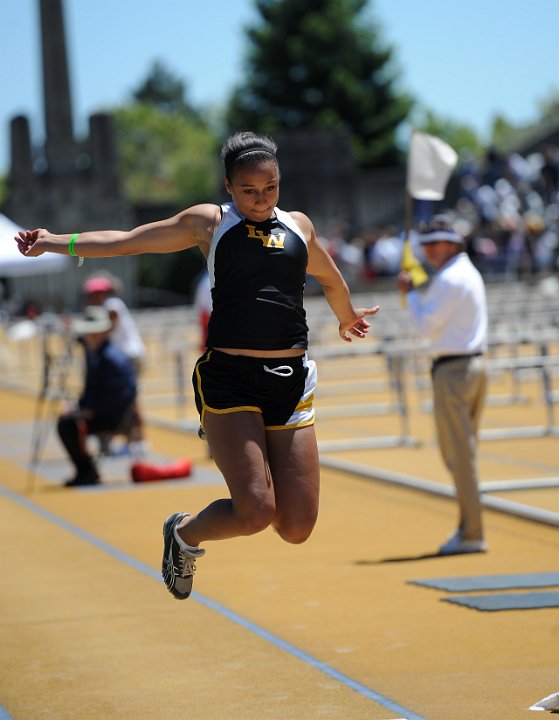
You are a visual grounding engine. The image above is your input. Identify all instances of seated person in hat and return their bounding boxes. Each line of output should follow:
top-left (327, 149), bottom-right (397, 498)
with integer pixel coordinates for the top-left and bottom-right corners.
top-left (82, 272), bottom-right (147, 451)
top-left (57, 305), bottom-right (137, 487)
top-left (82, 273), bottom-right (145, 374)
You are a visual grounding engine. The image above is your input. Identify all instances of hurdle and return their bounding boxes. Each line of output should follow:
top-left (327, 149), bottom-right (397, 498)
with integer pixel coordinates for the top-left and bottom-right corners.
top-left (480, 349), bottom-right (559, 440)
top-left (319, 454), bottom-right (559, 528)
top-left (315, 339), bottom-right (425, 451)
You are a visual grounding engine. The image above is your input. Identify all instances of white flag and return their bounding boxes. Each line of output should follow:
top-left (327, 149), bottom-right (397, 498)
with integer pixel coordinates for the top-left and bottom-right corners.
top-left (407, 130), bottom-right (458, 201)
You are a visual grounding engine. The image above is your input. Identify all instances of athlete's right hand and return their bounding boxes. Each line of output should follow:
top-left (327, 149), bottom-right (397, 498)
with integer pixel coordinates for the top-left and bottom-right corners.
top-left (15, 229), bottom-right (48, 257)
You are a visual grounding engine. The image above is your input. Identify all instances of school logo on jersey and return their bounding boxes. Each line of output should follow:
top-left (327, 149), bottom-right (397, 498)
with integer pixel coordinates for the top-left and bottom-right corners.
top-left (246, 224), bottom-right (286, 249)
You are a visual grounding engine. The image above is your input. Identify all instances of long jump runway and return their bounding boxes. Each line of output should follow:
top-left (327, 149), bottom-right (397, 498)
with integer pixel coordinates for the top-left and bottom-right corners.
top-left (1, 378), bottom-right (558, 720)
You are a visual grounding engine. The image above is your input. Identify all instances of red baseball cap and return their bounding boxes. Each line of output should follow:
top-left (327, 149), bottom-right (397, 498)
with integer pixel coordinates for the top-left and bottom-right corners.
top-left (83, 277), bottom-right (113, 294)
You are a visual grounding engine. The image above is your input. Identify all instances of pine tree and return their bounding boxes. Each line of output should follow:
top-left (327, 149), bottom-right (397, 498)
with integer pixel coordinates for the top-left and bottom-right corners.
top-left (225, 0), bottom-right (412, 167)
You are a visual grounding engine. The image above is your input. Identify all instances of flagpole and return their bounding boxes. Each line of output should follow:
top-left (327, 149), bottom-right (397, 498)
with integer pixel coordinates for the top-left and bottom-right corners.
top-left (405, 128), bottom-right (415, 242)
top-left (405, 191), bottom-right (413, 243)
top-left (401, 137), bottom-right (427, 306)
top-left (400, 192), bottom-right (413, 307)
top-left (401, 132), bottom-right (414, 307)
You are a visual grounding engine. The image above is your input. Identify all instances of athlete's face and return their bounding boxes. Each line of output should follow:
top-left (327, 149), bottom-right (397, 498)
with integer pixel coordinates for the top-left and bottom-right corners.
top-left (224, 161), bottom-right (280, 222)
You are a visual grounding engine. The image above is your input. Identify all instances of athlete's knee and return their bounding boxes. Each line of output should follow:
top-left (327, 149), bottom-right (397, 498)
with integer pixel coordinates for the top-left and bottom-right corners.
top-left (234, 498), bottom-right (276, 536)
top-left (274, 512), bottom-right (318, 544)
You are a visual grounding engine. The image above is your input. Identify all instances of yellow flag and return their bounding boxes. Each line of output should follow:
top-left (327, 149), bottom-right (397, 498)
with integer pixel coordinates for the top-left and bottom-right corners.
top-left (400, 238), bottom-right (428, 306)
top-left (401, 238), bottom-right (428, 286)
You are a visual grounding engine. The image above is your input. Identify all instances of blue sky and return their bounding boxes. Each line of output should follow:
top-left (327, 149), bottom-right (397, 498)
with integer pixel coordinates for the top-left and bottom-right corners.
top-left (1, 0), bottom-right (559, 174)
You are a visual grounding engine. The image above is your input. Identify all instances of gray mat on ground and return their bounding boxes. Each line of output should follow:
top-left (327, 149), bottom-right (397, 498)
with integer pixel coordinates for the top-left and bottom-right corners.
top-left (0, 420), bottom-right (223, 487)
top-left (409, 572), bottom-right (559, 592)
top-left (442, 591), bottom-right (559, 611)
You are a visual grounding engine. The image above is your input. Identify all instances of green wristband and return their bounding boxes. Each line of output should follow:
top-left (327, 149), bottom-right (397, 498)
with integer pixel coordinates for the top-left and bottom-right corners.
top-left (68, 233), bottom-right (79, 257)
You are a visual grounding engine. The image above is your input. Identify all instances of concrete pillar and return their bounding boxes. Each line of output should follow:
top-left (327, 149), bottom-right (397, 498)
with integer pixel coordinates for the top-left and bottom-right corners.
top-left (39, 0), bottom-right (77, 172)
top-left (9, 115), bottom-right (34, 181)
top-left (88, 112), bottom-right (120, 196)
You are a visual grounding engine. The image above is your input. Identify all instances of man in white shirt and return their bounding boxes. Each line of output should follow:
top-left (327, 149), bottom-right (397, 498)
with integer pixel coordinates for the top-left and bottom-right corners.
top-left (397, 214), bottom-right (488, 555)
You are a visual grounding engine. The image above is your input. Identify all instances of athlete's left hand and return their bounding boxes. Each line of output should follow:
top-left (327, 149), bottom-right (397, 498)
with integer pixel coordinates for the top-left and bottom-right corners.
top-left (339, 306), bottom-right (380, 342)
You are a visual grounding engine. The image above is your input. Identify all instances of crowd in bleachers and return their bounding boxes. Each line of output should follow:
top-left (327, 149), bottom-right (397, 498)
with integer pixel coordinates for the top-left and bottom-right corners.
top-left (323, 144), bottom-right (559, 286)
top-left (451, 144), bottom-right (559, 278)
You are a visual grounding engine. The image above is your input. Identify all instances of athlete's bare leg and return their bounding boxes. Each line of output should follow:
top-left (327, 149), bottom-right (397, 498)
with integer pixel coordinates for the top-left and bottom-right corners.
top-left (176, 412), bottom-right (319, 547)
top-left (265, 424), bottom-right (320, 543)
top-left (176, 410), bottom-right (274, 545)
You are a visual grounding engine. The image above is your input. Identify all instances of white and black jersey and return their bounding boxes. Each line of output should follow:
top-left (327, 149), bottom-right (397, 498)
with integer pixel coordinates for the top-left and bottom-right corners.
top-left (206, 202), bottom-right (309, 350)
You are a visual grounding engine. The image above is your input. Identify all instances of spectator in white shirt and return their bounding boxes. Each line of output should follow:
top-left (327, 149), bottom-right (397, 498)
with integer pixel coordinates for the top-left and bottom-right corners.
top-left (397, 214), bottom-right (488, 555)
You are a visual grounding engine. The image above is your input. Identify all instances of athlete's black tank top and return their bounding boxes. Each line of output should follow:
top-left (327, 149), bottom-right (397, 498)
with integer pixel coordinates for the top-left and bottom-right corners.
top-left (205, 203), bottom-right (309, 350)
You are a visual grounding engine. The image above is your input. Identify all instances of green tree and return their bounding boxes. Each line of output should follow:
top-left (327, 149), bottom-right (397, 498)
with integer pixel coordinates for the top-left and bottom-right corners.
top-left (225, 0), bottom-right (412, 167)
top-left (113, 61), bottom-right (220, 207)
top-left (489, 113), bottom-right (524, 151)
top-left (536, 88), bottom-right (559, 122)
top-left (111, 62), bottom-right (220, 298)
top-left (490, 88), bottom-right (559, 152)
top-left (133, 60), bottom-right (201, 119)
top-left (114, 103), bottom-right (219, 207)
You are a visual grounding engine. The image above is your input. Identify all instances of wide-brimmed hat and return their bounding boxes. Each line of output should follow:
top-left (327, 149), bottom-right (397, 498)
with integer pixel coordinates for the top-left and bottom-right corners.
top-left (72, 306), bottom-right (112, 334)
top-left (418, 214), bottom-right (463, 244)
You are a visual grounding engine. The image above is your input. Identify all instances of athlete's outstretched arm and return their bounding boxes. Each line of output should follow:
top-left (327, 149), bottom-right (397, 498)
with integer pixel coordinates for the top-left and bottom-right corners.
top-left (15, 204), bottom-right (219, 260)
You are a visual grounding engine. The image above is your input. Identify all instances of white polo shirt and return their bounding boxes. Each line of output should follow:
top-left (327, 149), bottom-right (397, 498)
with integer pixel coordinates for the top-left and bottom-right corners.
top-left (406, 252), bottom-right (488, 358)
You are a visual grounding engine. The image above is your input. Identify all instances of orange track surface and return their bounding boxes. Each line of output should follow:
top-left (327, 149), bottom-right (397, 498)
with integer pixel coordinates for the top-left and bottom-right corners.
top-left (1, 337), bottom-right (558, 719)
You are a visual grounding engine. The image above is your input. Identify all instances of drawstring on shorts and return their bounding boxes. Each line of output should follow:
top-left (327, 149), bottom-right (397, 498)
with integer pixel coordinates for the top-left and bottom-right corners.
top-left (263, 364), bottom-right (294, 377)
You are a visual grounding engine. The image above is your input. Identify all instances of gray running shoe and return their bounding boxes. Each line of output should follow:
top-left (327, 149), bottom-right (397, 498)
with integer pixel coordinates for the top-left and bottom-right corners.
top-left (161, 512), bottom-right (205, 599)
top-left (438, 530), bottom-right (487, 555)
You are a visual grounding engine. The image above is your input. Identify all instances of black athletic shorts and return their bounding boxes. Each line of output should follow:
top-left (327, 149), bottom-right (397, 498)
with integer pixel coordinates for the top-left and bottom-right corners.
top-left (192, 348), bottom-right (317, 431)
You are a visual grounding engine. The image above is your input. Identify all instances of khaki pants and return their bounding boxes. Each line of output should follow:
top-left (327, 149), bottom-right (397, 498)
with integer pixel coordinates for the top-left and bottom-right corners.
top-left (432, 356), bottom-right (487, 540)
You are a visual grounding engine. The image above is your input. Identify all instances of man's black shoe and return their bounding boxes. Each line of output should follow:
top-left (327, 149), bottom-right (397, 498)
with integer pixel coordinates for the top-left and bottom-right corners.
top-left (64, 467), bottom-right (100, 487)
